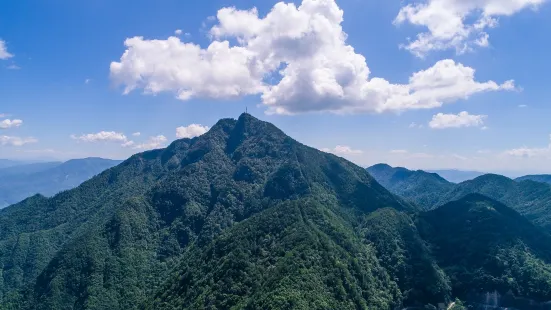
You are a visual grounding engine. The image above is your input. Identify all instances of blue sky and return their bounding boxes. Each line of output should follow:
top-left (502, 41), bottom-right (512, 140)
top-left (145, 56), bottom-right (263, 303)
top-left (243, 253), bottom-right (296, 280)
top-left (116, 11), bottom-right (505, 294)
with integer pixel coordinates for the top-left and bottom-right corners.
top-left (1, 0), bottom-right (551, 174)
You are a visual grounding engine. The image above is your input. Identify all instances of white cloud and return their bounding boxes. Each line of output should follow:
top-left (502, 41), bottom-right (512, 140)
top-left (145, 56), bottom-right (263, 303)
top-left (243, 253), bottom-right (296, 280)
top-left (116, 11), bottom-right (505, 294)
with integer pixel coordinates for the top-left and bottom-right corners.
top-left (176, 124), bottom-right (210, 139)
top-left (110, 0), bottom-right (515, 115)
top-left (321, 145), bottom-right (363, 155)
top-left (71, 131), bottom-right (128, 143)
top-left (0, 114), bottom-right (6, 118)
top-left (174, 29), bottom-right (183, 35)
top-left (390, 149), bottom-right (409, 154)
top-left (132, 132), bottom-right (141, 136)
top-left (0, 40), bottom-right (13, 60)
top-left (505, 134), bottom-right (551, 158)
top-left (505, 147), bottom-right (547, 158)
top-left (133, 135), bottom-right (167, 150)
top-left (409, 122), bottom-right (424, 129)
top-left (0, 119), bottom-right (23, 129)
top-left (394, 0), bottom-right (546, 57)
top-left (7, 64), bottom-right (20, 70)
top-left (121, 140), bottom-right (135, 147)
top-left (0, 136), bottom-right (37, 146)
top-left (85, 78), bottom-right (92, 84)
top-left (519, 104), bottom-right (528, 108)
top-left (429, 111), bottom-right (487, 129)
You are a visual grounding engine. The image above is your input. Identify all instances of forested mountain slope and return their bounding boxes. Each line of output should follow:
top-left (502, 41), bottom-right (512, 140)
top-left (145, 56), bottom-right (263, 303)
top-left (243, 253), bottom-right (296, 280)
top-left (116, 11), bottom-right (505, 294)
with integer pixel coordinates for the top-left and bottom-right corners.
top-left (1, 114), bottom-right (414, 309)
top-left (419, 194), bottom-right (551, 308)
top-left (367, 164), bottom-right (454, 208)
top-left (368, 164), bottom-right (551, 232)
top-left (1, 115), bottom-right (550, 310)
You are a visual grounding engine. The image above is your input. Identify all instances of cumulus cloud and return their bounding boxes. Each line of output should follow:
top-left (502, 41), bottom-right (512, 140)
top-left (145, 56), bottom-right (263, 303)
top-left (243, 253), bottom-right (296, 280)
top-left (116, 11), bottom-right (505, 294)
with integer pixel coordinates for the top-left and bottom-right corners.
top-left (321, 145), bottom-right (363, 155)
top-left (0, 40), bottom-right (13, 60)
top-left (110, 0), bottom-right (515, 115)
top-left (176, 124), bottom-right (210, 139)
top-left (132, 132), bottom-right (141, 136)
top-left (0, 136), bottom-right (37, 146)
top-left (429, 111), bottom-right (487, 129)
top-left (0, 119), bottom-right (23, 129)
top-left (174, 29), bottom-right (183, 35)
top-left (394, 0), bottom-right (546, 57)
top-left (71, 131), bottom-right (128, 143)
top-left (133, 135), bottom-right (167, 150)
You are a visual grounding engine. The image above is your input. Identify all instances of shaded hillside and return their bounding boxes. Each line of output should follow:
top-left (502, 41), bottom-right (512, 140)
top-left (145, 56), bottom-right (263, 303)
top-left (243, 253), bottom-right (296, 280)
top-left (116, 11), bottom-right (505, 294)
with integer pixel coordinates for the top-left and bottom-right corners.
top-left (368, 165), bottom-right (551, 232)
top-left (367, 164), bottom-right (454, 210)
top-left (419, 194), bottom-right (551, 307)
top-left (0, 158), bottom-right (122, 208)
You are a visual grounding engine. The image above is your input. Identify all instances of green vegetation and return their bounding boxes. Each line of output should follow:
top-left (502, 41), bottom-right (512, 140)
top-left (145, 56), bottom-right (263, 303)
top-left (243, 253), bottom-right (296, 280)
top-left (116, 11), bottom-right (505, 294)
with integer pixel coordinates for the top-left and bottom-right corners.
top-left (0, 115), bottom-right (550, 309)
top-left (419, 194), bottom-right (551, 303)
top-left (368, 164), bottom-right (551, 232)
top-left (367, 164), bottom-right (454, 209)
top-left (0, 158), bottom-right (121, 208)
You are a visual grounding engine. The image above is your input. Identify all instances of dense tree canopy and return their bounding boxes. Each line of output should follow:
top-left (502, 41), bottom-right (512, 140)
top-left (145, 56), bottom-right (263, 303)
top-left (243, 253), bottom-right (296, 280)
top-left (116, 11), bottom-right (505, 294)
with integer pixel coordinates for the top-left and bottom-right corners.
top-left (0, 115), bottom-right (550, 309)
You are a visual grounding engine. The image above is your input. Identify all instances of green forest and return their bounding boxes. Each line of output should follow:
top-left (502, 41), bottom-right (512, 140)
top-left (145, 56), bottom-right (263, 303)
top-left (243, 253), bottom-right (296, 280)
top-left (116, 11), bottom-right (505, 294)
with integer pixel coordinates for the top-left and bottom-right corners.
top-left (1, 114), bottom-right (551, 309)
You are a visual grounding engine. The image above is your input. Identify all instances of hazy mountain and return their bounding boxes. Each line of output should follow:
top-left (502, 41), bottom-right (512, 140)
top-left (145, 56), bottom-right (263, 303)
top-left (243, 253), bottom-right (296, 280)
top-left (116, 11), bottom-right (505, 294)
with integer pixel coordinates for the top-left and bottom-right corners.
top-left (0, 158), bottom-right (122, 208)
top-left (368, 164), bottom-right (551, 232)
top-left (0, 159), bottom-right (24, 169)
top-left (0, 162), bottom-right (62, 177)
top-left (426, 169), bottom-right (486, 183)
top-left (0, 115), bottom-right (549, 309)
top-left (516, 174), bottom-right (551, 185)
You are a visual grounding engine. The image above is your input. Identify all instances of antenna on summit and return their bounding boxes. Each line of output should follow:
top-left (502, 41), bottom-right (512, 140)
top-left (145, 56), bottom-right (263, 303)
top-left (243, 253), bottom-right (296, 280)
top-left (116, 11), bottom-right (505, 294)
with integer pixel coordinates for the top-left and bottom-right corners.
top-left (245, 107), bottom-right (248, 114)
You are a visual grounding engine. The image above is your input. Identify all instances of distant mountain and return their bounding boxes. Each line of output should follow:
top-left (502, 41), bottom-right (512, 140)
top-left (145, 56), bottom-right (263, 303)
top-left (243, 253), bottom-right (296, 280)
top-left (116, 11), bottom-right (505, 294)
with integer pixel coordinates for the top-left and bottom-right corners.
top-left (367, 164), bottom-right (454, 208)
top-left (1, 115), bottom-right (550, 309)
top-left (368, 164), bottom-right (551, 232)
top-left (0, 161), bottom-right (62, 177)
top-left (516, 174), bottom-right (551, 184)
top-left (426, 169), bottom-right (485, 183)
top-left (0, 158), bottom-right (122, 208)
top-left (0, 159), bottom-right (24, 169)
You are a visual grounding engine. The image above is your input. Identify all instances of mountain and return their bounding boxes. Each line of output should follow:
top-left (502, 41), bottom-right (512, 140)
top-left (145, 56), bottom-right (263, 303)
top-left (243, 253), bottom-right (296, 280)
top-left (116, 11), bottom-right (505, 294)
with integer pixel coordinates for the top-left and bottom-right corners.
top-left (419, 194), bottom-right (551, 309)
top-left (1, 114), bottom-right (550, 309)
top-left (0, 162), bottom-right (62, 177)
top-left (367, 164), bottom-right (454, 209)
top-left (0, 114), bottom-right (417, 309)
top-left (516, 174), bottom-right (551, 185)
top-left (368, 164), bottom-right (551, 232)
top-left (0, 158), bottom-right (122, 208)
top-left (427, 169), bottom-right (485, 183)
top-left (0, 159), bottom-right (24, 169)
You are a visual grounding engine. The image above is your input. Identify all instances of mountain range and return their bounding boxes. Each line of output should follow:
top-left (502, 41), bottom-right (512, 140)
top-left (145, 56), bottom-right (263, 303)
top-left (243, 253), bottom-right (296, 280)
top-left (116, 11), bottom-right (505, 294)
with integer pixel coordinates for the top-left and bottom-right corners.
top-left (0, 158), bottom-right (122, 208)
top-left (0, 114), bottom-right (550, 309)
top-left (368, 164), bottom-right (551, 232)
top-left (426, 169), bottom-right (486, 183)
top-left (516, 174), bottom-right (551, 185)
